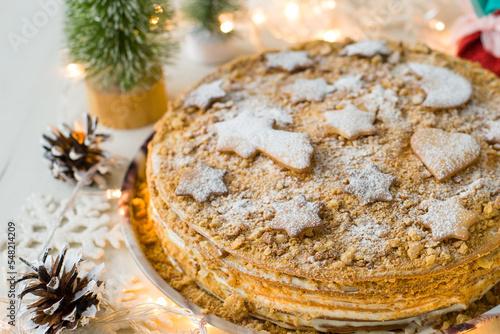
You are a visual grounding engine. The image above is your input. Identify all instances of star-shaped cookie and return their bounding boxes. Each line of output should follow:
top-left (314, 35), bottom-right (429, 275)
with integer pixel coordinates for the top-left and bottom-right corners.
top-left (282, 78), bottom-right (335, 103)
top-left (265, 50), bottom-right (314, 72)
top-left (408, 63), bottom-right (472, 109)
top-left (270, 194), bottom-right (323, 238)
top-left (175, 162), bottom-right (228, 202)
top-left (215, 111), bottom-right (314, 172)
top-left (333, 74), bottom-right (363, 92)
top-left (485, 120), bottom-right (500, 144)
top-left (419, 197), bottom-right (479, 241)
top-left (340, 40), bottom-right (389, 57)
top-left (324, 104), bottom-right (377, 139)
top-left (345, 164), bottom-right (395, 205)
top-left (183, 79), bottom-right (226, 110)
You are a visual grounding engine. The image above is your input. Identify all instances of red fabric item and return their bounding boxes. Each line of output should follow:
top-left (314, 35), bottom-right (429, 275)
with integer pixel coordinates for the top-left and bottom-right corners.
top-left (457, 30), bottom-right (500, 76)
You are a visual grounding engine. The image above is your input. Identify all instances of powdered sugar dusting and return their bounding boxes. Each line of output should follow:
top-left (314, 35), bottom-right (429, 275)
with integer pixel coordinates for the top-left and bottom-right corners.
top-left (183, 79), bottom-right (226, 110)
top-left (340, 40), bottom-right (389, 57)
top-left (408, 63), bottom-right (472, 108)
top-left (266, 50), bottom-right (313, 72)
top-left (345, 164), bottom-right (395, 205)
top-left (324, 104), bottom-right (376, 139)
top-left (334, 74), bottom-right (364, 92)
top-left (419, 197), bottom-right (479, 241)
top-left (270, 194), bottom-right (323, 238)
top-left (175, 162), bottom-right (228, 202)
top-left (344, 215), bottom-right (389, 261)
top-left (282, 78), bottom-right (335, 103)
top-left (215, 110), bottom-right (314, 172)
top-left (411, 128), bottom-right (481, 181)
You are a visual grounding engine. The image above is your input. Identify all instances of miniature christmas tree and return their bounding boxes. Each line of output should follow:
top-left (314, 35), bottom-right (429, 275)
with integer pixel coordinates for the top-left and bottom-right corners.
top-left (65, 0), bottom-right (176, 92)
top-left (182, 0), bottom-right (240, 37)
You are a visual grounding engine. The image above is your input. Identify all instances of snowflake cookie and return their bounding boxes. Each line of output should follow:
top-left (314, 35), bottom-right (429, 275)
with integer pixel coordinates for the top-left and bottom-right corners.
top-left (215, 111), bottom-right (314, 172)
top-left (183, 79), bottom-right (227, 110)
top-left (419, 197), bottom-right (479, 241)
top-left (345, 164), bottom-right (395, 205)
top-left (340, 40), bottom-right (389, 57)
top-left (265, 50), bottom-right (314, 72)
top-left (270, 194), bottom-right (323, 238)
top-left (411, 128), bottom-right (480, 181)
top-left (408, 63), bottom-right (472, 109)
top-left (324, 104), bottom-right (377, 139)
top-left (175, 162), bottom-right (228, 202)
top-left (282, 78), bottom-right (335, 103)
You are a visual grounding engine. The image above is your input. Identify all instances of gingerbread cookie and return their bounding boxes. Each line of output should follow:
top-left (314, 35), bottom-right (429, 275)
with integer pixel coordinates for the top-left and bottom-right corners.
top-left (215, 111), bottom-right (314, 172)
top-left (270, 195), bottom-right (323, 238)
top-left (265, 50), bottom-right (313, 72)
top-left (282, 78), bottom-right (335, 103)
top-left (324, 104), bottom-right (376, 139)
top-left (175, 162), bottom-right (228, 202)
top-left (182, 79), bottom-right (227, 110)
top-left (408, 63), bottom-right (472, 109)
top-left (419, 197), bottom-right (479, 241)
top-left (345, 164), bottom-right (396, 205)
top-left (340, 40), bottom-right (389, 57)
top-left (411, 128), bottom-right (480, 181)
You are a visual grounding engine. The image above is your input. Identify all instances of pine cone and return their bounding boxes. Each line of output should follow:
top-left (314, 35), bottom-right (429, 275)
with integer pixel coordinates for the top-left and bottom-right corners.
top-left (41, 114), bottom-right (111, 187)
top-left (16, 247), bottom-right (105, 334)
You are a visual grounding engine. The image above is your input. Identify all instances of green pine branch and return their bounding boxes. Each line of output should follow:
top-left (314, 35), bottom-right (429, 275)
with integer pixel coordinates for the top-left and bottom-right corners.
top-left (182, 0), bottom-right (240, 35)
top-left (65, 0), bottom-right (176, 92)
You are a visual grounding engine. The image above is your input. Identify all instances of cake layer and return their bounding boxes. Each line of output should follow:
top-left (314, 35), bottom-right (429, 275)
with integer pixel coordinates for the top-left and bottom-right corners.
top-left (148, 193), bottom-right (500, 331)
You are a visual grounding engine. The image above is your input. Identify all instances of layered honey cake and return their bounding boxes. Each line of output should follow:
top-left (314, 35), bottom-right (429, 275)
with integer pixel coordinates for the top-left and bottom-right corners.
top-left (146, 40), bottom-right (500, 332)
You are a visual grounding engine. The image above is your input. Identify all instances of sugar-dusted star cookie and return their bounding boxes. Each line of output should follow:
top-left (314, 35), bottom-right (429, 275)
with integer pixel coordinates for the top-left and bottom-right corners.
top-left (333, 74), bottom-right (364, 92)
top-left (270, 194), bottom-right (323, 238)
top-left (324, 104), bottom-right (376, 139)
top-left (265, 50), bottom-right (314, 72)
top-left (282, 78), bottom-right (335, 103)
top-left (345, 164), bottom-right (395, 205)
top-left (418, 197), bottom-right (479, 241)
top-left (183, 79), bottom-right (226, 110)
top-left (175, 162), bottom-right (228, 202)
top-left (340, 40), bottom-right (389, 57)
top-left (411, 128), bottom-right (480, 181)
top-left (408, 63), bottom-right (472, 109)
top-left (215, 111), bottom-right (314, 172)
top-left (485, 120), bottom-right (500, 144)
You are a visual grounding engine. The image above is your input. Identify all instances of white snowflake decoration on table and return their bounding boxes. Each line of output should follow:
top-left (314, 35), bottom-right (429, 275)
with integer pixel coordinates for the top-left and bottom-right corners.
top-left (0, 193), bottom-right (122, 263)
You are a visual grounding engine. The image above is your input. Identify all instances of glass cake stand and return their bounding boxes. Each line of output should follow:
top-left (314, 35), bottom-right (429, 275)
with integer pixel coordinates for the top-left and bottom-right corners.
top-left (119, 133), bottom-right (500, 334)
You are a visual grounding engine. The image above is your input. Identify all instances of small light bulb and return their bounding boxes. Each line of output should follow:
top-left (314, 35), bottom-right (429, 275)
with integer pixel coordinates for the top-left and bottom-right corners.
top-left (157, 297), bottom-right (169, 306)
top-left (285, 2), bottom-right (299, 20)
top-left (66, 63), bottom-right (84, 78)
top-left (251, 10), bottom-right (266, 25)
top-left (106, 189), bottom-right (122, 199)
top-left (150, 17), bottom-right (159, 25)
top-left (220, 21), bottom-right (234, 33)
top-left (435, 21), bottom-right (445, 31)
top-left (154, 5), bottom-right (163, 13)
top-left (322, 29), bottom-right (340, 42)
top-left (322, 0), bottom-right (336, 10)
